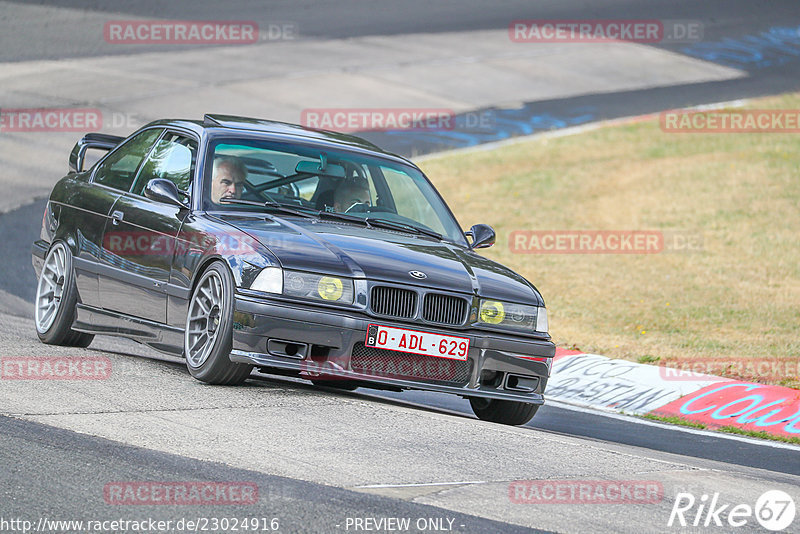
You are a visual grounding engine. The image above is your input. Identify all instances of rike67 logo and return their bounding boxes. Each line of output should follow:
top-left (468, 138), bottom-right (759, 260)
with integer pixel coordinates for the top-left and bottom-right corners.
top-left (668, 490), bottom-right (796, 531)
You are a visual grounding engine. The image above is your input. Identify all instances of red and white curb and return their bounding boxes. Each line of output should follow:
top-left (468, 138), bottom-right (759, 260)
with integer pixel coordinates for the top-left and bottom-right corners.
top-left (547, 348), bottom-right (800, 440)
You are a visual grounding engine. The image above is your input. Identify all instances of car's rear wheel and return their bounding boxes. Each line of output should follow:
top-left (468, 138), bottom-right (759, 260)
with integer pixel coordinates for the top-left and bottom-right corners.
top-left (35, 241), bottom-right (94, 347)
top-left (185, 262), bottom-right (252, 385)
top-left (469, 397), bottom-right (539, 426)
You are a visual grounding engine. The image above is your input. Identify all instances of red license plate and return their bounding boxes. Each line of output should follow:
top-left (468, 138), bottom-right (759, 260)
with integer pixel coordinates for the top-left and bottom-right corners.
top-left (365, 324), bottom-right (470, 361)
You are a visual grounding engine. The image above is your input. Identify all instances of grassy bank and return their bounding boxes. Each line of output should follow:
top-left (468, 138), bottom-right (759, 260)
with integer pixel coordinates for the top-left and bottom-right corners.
top-left (418, 93), bottom-right (800, 387)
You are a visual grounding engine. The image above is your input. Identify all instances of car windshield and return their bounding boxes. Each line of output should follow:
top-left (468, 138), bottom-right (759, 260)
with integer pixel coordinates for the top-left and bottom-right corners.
top-left (203, 137), bottom-right (466, 244)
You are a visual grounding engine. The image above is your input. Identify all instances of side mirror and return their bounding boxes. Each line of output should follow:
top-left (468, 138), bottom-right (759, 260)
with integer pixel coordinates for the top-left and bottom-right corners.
top-left (466, 224), bottom-right (495, 249)
top-left (144, 179), bottom-right (187, 208)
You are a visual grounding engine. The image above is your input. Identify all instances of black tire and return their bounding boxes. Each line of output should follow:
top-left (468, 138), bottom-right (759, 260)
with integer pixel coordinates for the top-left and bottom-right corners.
top-left (469, 397), bottom-right (539, 426)
top-left (184, 262), bottom-right (252, 385)
top-left (67, 331), bottom-right (95, 347)
top-left (311, 379), bottom-right (359, 391)
top-left (34, 241), bottom-right (93, 347)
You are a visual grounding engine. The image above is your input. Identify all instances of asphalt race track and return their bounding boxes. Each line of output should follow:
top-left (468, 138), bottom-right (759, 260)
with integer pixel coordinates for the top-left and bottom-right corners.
top-left (0, 414), bottom-right (544, 534)
top-left (1, 1), bottom-right (800, 532)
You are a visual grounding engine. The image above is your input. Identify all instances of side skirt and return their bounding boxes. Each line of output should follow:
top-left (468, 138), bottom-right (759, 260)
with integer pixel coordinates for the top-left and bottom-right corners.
top-left (73, 304), bottom-right (184, 356)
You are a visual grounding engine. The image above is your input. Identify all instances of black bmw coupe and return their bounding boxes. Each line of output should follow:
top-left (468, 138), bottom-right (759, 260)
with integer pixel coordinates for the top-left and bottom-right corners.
top-left (32, 114), bottom-right (554, 425)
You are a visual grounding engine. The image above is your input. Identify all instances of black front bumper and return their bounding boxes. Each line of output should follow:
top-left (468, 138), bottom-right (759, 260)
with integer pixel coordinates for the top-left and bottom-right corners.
top-left (231, 293), bottom-right (555, 404)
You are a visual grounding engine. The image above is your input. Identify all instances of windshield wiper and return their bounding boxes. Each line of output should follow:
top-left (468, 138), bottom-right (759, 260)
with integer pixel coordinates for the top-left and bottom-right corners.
top-left (263, 201), bottom-right (320, 218)
top-left (365, 217), bottom-right (442, 240)
top-left (317, 210), bottom-right (369, 226)
top-left (219, 198), bottom-right (316, 219)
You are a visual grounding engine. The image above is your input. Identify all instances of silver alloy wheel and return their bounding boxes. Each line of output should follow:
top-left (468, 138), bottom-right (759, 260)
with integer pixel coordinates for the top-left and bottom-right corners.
top-left (35, 243), bottom-right (67, 334)
top-left (185, 270), bottom-right (224, 368)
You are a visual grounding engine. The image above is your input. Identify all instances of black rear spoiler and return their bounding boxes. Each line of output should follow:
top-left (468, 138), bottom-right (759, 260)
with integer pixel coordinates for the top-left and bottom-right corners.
top-left (69, 133), bottom-right (124, 172)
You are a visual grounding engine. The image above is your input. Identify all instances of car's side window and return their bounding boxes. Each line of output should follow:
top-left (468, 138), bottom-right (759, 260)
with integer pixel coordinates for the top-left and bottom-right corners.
top-left (93, 129), bottom-right (162, 191)
top-left (131, 132), bottom-right (197, 197)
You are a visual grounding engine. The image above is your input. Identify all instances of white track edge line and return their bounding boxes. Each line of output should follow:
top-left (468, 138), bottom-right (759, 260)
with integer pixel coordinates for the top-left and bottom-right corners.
top-left (355, 480), bottom-right (488, 489)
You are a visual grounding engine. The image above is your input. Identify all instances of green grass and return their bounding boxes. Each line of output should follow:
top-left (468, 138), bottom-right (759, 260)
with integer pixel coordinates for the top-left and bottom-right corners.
top-left (642, 414), bottom-right (800, 444)
top-left (642, 413), bottom-right (707, 430)
top-left (717, 425), bottom-right (800, 445)
top-left (418, 93), bottom-right (800, 386)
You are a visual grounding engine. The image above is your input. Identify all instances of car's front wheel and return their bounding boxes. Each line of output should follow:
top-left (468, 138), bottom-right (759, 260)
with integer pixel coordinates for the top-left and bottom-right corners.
top-left (469, 397), bottom-right (539, 426)
top-left (35, 241), bottom-right (94, 347)
top-left (185, 262), bottom-right (253, 385)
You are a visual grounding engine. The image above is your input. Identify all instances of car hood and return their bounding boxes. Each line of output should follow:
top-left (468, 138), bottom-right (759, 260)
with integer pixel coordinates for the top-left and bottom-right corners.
top-left (220, 215), bottom-right (544, 305)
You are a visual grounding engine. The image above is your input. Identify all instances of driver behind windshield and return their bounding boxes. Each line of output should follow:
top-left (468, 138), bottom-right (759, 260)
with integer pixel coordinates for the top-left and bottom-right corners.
top-left (210, 156), bottom-right (247, 204)
top-left (333, 178), bottom-right (370, 213)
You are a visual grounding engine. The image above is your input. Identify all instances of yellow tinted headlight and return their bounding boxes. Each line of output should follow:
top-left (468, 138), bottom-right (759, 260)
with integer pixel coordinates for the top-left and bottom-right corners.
top-left (317, 276), bottom-right (344, 301)
top-left (283, 271), bottom-right (354, 304)
top-left (480, 300), bottom-right (505, 324)
top-left (477, 299), bottom-right (540, 332)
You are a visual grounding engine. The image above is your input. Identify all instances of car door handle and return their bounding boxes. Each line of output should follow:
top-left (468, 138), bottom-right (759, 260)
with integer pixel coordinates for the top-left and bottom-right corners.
top-left (111, 210), bottom-right (124, 225)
